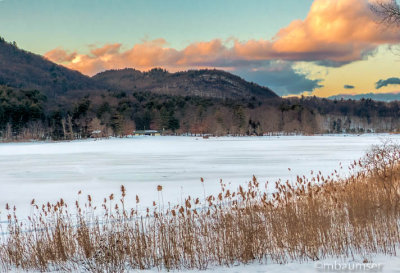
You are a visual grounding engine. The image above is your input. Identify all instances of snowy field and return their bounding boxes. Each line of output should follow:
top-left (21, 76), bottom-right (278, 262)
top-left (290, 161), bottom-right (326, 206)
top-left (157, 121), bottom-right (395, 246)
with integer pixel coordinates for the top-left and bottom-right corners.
top-left (0, 134), bottom-right (399, 220)
top-left (1, 134), bottom-right (400, 273)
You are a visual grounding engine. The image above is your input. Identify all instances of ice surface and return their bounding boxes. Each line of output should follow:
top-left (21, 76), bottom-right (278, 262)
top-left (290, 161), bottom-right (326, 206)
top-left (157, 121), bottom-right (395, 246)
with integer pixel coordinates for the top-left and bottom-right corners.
top-left (0, 135), bottom-right (399, 221)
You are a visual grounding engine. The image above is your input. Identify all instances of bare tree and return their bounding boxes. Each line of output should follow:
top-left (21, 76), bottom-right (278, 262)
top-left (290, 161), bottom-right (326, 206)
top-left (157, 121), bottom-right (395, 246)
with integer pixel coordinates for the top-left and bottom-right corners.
top-left (371, 0), bottom-right (400, 26)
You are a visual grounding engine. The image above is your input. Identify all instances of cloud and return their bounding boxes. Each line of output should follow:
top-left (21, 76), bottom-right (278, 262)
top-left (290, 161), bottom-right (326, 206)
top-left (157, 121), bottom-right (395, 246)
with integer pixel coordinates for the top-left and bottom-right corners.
top-left (45, 40), bottom-right (186, 75)
top-left (234, 61), bottom-right (324, 96)
top-left (344, 85), bottom-right (355, 89)
top-left (44, 47), bottom-right (77, 63)
top-left (269, 0), bottom-right (398, 60)
top-left (232, 0), bottom-right (399, 63)
top-left (90, 43), bottom-right (122, 57)
top-left (376, 77), bottom-right (400, 89)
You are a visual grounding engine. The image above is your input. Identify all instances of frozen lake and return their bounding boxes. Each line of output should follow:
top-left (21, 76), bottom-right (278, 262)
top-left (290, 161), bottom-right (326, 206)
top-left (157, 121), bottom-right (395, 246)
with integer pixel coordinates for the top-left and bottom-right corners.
top-left (0, 135), bottom-right (398, 220)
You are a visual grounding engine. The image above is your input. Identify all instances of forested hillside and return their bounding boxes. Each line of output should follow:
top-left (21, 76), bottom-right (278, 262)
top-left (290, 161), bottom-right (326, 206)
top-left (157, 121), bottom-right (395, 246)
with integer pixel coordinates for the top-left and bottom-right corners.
top-left (0, 38), bottom-right (102, 97)
top-left (1, 84), bottom-right (400, 141)
top-left (93, 68), bottom-right (278, 100)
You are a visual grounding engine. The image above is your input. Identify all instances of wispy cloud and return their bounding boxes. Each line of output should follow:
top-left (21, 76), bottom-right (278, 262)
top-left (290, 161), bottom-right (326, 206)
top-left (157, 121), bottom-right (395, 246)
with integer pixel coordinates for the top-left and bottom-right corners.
top-left (44, 47), bottom-right (77, 63)
top-left (376, 77), bottom-right (400, 89)
top-left (234, 61), bottom-right (323, 96)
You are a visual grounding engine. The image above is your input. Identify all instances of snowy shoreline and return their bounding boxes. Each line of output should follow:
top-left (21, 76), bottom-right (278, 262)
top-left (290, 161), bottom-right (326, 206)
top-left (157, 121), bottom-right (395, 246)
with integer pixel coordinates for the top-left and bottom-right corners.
top-left (0, 132), bottom-right (394, 145)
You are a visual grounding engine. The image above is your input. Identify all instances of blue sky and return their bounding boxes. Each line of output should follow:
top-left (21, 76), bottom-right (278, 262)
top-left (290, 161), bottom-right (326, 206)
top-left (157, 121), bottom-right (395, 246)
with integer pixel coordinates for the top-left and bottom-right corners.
top-left (0, 0), bottom-right (313, 54)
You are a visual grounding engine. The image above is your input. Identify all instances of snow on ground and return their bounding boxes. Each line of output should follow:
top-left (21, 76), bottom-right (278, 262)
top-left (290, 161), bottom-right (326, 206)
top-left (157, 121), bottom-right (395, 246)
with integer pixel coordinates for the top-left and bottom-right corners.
top-left (136, 254), bottom-right (400, 273)
top-left (0, 134), bottom-right (399, 221)
top-left (5, 254), bottom-right (400, 272)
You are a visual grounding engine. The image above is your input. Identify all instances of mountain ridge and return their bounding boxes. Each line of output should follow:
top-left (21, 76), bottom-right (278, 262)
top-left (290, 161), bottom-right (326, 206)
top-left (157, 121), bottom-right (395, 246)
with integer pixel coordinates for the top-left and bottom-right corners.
top-left (0, 38), bottom-right (102, 98)
top-left (92, 68), bottom-right (278, 100)
top-left (0, 38), bottom-right (278, 100)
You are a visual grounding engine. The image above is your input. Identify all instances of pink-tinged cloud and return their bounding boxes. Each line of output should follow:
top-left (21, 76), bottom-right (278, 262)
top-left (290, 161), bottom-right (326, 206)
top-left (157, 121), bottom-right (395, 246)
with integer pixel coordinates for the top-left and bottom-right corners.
top-left (90, 43), bottom-right (122, 57)
top-left (44, 0), bottom-right (400, 76)
top-left (266, 0), bottom-right (399, 62)
top-left (44, 47), bottom-right (77, 63)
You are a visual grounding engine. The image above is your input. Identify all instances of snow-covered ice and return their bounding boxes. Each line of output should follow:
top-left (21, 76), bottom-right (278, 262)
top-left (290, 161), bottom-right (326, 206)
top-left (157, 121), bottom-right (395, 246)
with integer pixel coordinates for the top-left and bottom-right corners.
top-left (0, 134), bottom-right (399, 220)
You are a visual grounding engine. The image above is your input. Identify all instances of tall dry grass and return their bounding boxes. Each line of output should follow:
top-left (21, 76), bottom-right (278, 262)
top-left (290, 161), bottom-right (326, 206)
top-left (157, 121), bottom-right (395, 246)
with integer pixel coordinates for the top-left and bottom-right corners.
top-left (0, 143), bottom-right (400, 272)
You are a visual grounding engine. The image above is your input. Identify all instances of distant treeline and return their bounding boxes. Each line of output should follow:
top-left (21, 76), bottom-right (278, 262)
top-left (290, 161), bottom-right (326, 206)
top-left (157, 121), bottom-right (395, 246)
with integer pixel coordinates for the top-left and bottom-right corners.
top-left (1, 86), bottom-right (400, 141)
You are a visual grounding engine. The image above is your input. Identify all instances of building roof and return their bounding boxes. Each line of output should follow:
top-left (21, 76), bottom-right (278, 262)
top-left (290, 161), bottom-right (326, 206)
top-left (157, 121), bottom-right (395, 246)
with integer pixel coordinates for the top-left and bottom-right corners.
top-left (134, 130), bottom-right (160, 134)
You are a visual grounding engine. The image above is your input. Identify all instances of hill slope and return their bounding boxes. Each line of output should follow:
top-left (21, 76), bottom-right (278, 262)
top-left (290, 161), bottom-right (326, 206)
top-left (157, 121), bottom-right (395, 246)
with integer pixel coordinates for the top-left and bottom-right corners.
top-left (0, 39), bottom-right (101, 97)
top-left (93, 68), bottom-right (278, 100)
top-left (0, 38), bottom-right (278, 100)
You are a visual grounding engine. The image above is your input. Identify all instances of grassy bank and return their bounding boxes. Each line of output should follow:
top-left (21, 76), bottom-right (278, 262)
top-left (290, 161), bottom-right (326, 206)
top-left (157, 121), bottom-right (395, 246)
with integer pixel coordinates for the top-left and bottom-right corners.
top-left (1, 143), bottom-right (400, 272)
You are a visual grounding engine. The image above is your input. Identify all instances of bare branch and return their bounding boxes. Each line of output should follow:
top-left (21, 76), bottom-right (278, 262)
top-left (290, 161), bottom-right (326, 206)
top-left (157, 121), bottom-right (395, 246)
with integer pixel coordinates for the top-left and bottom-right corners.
top-left (370, 0), bottom-right (400, 26)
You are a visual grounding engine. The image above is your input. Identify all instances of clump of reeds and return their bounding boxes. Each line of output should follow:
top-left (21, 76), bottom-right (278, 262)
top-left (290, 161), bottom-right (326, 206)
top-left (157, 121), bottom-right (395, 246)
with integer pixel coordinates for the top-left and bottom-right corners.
top-left (0, 142), bottom-right (400, 272)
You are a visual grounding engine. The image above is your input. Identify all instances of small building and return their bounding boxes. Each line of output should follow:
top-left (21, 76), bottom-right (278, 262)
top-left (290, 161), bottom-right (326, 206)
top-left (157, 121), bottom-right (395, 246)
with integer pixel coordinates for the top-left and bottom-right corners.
top-left (90, 130), bottom-right (102, 138)
top-left (133, 130), bottom-right (161, 136)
